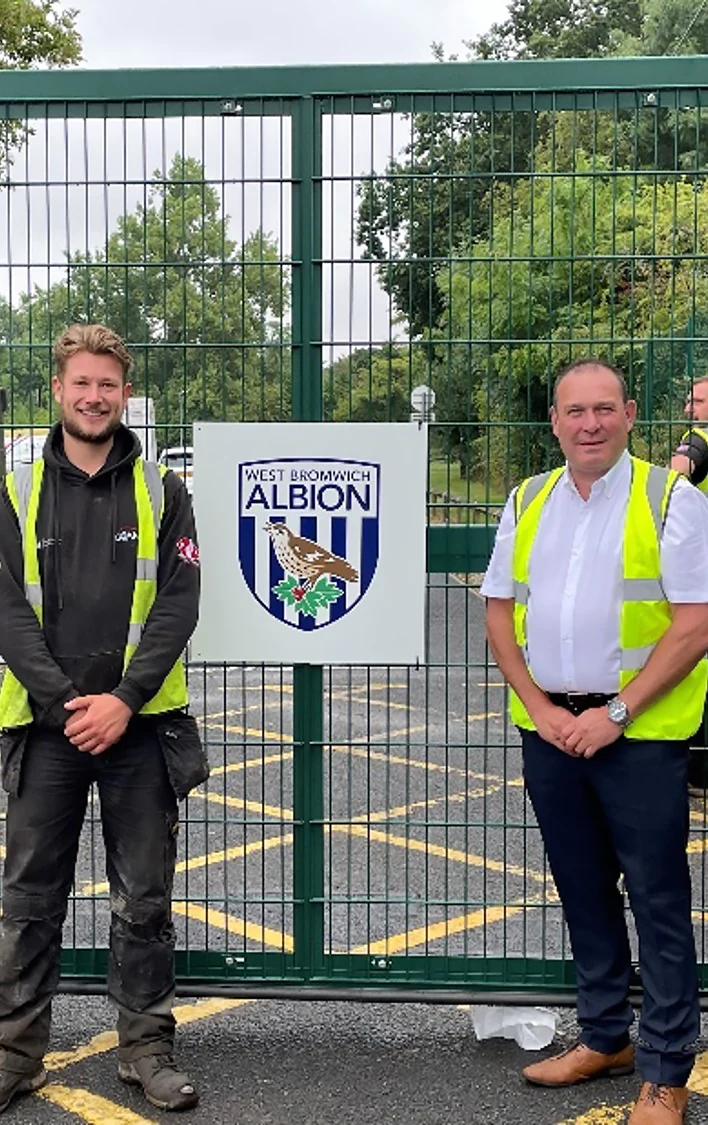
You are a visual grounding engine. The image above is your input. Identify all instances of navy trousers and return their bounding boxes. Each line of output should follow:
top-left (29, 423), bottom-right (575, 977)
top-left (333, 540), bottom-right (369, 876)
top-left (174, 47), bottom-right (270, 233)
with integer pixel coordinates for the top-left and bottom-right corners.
top-left (521, 729), bottom-right (699, 1086)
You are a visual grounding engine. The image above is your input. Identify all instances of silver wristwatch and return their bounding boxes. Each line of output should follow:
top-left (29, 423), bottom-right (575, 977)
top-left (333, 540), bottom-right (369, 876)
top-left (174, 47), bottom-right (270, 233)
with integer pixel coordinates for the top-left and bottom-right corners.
top-left (607, 697), bottom-right (631, 728)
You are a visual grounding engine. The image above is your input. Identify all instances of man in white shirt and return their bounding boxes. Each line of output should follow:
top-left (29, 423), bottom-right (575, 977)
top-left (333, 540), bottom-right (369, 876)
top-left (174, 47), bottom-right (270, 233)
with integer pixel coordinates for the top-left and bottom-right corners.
top-left (482, 358), bottom-right (708, 1125)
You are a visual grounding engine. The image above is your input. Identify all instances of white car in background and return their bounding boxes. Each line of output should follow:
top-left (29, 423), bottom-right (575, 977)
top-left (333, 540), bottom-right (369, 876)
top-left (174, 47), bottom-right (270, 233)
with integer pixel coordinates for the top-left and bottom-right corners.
top-left (158, 445), bottom-right (193, 495)
top-left (4, 430), bottom-right (50, 469)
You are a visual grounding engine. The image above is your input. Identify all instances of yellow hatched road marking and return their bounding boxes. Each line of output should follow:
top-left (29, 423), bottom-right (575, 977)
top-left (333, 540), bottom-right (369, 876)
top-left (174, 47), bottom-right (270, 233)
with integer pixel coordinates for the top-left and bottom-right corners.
top-left (202, 682), bottom-right (411, 721)
top-left (172, 901), bottom-right (293, 952)
top-left (556, 1108), bottom-right (632, 1124)
top-left (45, 998), bottom-right (251, 1073)
top-left (205, 723), bottom-right (291, 743)
top-left (208, 750), bottom-right (294, 776)
top-left (78, 832), bottom-right (293, 897)
top-left (190, 790), bottom-right (293, 821)
top-left (688, 1049), bottom-right (708, 1094)
top-left (350, 903), bottom-right (526, 956)
top-left (184, 782), bottom-right (551, 889)
top-left (39, 1085), bottom-right (156, 1123)
top-left (46, 1031), bottom-right (120, 1073)
top-left (351, 792), bottom-right (471, 824)
top-left (332, 823), bottom-right (551, 887)
top-left (340, 744), bottom-right (472, 777)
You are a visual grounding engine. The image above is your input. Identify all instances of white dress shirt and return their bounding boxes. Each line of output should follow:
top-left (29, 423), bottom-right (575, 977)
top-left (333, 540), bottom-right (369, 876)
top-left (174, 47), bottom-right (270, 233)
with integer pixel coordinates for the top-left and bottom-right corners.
top-left (481, 450), bottom-right (708, 693)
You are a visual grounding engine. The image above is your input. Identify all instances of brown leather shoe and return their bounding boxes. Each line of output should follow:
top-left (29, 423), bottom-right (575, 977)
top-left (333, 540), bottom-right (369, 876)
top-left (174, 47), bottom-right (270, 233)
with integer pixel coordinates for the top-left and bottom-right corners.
top-left (628, 1083), bottom-right (688, 1123)
top-left (522, 1042), bottom-right (635, 1087)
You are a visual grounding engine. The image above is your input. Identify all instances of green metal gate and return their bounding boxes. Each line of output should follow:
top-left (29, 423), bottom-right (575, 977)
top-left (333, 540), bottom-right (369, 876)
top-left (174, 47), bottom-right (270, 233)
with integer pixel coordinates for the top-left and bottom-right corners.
top-left (1, 57), bottom-right (707, 1001)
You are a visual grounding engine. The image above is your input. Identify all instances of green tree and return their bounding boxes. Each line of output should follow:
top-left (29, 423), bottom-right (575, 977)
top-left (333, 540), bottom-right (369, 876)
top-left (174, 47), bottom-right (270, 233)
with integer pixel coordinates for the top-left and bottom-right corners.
top-left (324, 345), bottom-right (428, 422)
top-left (437, 152), bottom-right (708, 482)
top-left (358, 0), bottom-right (708, 341)
top-left (1, 156), bottom-right (291, 439)
top-left (0, 0), bottom-right (81, 67)
top-left (0, 1), bottom-right (82, 164)
top-left (467, 0), bottom-right (642, 60)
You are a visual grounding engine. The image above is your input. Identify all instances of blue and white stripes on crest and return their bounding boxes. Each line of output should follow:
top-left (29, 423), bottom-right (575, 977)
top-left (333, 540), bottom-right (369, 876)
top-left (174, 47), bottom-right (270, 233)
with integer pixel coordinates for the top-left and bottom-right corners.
top-left (238, 457), bottom-right (380, 631)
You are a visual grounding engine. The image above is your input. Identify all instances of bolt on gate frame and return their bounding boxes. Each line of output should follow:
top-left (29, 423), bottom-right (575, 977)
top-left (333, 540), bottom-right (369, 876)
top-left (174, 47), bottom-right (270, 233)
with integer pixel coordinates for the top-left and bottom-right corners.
top-left (1, 56), bottom-right (708, 1004)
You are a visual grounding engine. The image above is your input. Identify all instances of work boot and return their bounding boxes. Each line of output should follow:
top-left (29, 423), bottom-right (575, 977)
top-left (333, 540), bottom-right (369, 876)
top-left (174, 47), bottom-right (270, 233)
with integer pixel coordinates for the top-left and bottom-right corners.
top-left (118, 1052), bottom-right (198, 1111)
top-left (522, 1042), bottom-right (635, 1087)
top-left (628, 1083), bottom-right (688, 1123)
top-left (0, 1065), bottom-right (46, 1113)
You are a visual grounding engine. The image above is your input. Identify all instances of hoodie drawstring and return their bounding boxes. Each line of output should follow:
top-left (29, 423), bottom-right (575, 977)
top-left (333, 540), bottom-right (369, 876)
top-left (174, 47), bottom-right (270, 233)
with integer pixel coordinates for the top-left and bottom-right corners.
top-left (52, 468), bottom-right (64, 611)
top-left (110, 471), bottom-right (117, 564)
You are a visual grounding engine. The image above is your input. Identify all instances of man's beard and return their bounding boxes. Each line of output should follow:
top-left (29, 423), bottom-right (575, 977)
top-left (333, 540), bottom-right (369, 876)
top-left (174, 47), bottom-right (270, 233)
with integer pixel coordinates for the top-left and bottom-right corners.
top-left (62, 413), bottom-right (122, 445)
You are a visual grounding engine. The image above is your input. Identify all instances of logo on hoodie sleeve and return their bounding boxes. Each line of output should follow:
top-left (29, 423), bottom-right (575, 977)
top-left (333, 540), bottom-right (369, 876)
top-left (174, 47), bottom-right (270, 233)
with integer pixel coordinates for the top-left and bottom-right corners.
top-left (176, 536), bottom-right (200, 567)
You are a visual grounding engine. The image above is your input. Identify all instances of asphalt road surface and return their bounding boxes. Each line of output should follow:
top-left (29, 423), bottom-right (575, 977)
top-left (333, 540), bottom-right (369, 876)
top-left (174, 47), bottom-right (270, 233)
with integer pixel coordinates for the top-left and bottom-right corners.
top-left (1, 573), bottom-right (708, 1123)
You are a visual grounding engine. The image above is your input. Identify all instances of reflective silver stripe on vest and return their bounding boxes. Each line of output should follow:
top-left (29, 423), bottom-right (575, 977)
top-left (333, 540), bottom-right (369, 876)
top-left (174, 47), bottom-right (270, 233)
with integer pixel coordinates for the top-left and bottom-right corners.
top-left (25, 582), bottom-right (42, 608)
top-left (11, 465), bottom-right (39, 605)
top-left (514, 580), bottom-right (529, 605)
top-left (621, 644), bottom-right (656, 671)
top-left (516, 471), bottom-right (554, 521)
top-left (645, 464), bottom-right (671, 539)
top-left (11, 464), bottom-right (34, 535)
top-left (127, 622), bottom-right (143, 647)
top-left (142, 461), bottom-right (164, 528)
top-left (623, 577), bottom-right (663, 601)
top-left (135, 558), bottom-right (158, 581)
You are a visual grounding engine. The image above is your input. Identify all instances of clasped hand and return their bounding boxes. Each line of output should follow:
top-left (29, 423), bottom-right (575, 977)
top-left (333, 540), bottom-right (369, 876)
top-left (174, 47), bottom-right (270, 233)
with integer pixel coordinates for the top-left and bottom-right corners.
top-left (534, 702), bottom-right (622, 759)
top-left (64, 694), bottom-right (132, 756)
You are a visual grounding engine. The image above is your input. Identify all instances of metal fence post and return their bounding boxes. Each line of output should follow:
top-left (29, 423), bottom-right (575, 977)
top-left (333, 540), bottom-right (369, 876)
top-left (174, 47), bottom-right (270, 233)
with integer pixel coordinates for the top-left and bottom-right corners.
top-left (291, 94), bottom-right (325, 979)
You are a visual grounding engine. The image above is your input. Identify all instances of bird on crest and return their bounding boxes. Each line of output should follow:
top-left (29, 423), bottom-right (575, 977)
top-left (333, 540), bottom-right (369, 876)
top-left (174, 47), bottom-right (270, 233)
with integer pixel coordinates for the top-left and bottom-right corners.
top-left (264, 521), bottom-right (359, 585)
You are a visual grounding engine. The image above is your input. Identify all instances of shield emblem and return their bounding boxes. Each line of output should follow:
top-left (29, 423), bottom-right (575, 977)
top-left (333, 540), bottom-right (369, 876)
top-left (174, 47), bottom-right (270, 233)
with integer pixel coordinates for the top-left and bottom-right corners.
top-left (238, 457), bottom-right (380, 630)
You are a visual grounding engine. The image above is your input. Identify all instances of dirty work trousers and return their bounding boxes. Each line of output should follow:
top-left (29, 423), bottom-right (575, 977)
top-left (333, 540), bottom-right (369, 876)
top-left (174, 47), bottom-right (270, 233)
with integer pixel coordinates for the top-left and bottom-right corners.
top-left (521, 730), bottom-right (699, 1087)
top-left (0, 723), bottom-right (178, 1075)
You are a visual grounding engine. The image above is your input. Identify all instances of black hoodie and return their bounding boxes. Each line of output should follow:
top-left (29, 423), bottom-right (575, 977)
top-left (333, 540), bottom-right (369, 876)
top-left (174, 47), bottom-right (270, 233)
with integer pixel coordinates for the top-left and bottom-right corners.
top-left (0, 423), bottom-right (199, 728)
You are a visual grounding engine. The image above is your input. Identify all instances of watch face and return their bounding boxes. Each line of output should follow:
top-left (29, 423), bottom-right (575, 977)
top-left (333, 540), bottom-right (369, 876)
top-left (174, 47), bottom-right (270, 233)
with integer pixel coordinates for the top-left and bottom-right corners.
top-left (608, 699), bottom-right (629, 725)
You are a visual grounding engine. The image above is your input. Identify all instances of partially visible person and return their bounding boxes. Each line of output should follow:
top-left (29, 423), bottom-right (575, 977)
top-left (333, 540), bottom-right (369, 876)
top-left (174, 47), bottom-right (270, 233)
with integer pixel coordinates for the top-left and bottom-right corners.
top-left (483, 357), bottom-right (708, 1124)
top-left (671, 375), bottom-right (708, 795)
top-left (671, 376), bottom-right (708, 491)
top-left (0, 324), bottom-right (208, 1115)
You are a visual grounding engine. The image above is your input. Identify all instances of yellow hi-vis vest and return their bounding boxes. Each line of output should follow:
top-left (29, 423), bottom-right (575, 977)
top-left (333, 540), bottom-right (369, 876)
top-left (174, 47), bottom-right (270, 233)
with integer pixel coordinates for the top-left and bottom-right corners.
top-left (0, 458), bottom-right (188, 729)
top-left (679, 426), bottom-right (708, 494)
top-left (510, 456), bottom-right (707, 740)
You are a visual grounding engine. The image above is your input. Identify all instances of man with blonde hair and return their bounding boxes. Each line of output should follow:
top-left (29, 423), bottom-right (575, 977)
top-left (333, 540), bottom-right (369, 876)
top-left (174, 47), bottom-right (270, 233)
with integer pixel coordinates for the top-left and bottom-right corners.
top-left (0, 324), bottom-right (207, 1114)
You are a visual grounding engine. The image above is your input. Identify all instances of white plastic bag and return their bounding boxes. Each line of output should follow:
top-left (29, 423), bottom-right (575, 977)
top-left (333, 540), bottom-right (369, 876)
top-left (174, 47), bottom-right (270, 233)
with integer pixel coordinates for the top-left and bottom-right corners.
top-left (471, 1005), bottom-right (558, 1050)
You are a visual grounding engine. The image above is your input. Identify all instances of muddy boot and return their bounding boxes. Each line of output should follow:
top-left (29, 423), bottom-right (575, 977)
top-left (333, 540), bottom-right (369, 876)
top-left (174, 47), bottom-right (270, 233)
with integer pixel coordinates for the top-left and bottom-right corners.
top-left (0, 1065), bottom-right (46, 1113)
top-left (118, 1052), bottom-right (198, 1111)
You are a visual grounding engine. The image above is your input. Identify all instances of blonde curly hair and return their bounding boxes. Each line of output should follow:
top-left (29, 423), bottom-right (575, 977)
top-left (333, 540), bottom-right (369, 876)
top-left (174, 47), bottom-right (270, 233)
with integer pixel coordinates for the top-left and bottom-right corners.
top-left (53, 324), bottom-right (132, 381)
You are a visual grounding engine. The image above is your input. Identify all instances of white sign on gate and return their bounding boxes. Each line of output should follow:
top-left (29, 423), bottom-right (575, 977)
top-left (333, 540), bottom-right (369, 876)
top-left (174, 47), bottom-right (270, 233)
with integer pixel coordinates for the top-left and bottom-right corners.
top-left (192, 422), bottom-right (427, 663)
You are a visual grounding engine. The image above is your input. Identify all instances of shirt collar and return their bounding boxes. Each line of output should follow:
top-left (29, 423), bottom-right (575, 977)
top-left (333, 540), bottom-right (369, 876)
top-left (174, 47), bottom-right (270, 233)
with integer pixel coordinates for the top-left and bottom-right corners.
top-left (562, 449), bottom-right (630, 499)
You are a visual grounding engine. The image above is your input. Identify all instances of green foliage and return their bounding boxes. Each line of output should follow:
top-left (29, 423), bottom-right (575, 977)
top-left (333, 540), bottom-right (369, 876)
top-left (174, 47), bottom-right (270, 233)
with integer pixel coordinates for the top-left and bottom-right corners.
top-left (437, 152), bottom-right (708, 481)
top-left (467, 0), bottom-right (642, 60)
top-left (0, 0), bottom-right (82, 165)
top-left (324, 345), bottom-right (429, 421)
top-left (1, 157), bottom-right (291, 441)
top-left (354, 0), bottom-right (708, 482)
top-left (273, 575), bottom-right (343, 618)
top-left (0, 0), bottom-right (81, 68)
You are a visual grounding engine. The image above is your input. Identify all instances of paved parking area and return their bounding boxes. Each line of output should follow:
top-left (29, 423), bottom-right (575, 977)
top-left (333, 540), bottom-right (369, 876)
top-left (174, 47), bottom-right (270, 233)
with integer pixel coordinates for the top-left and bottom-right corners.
top-left (4, 996), bottom-right (708, 1123)
top-left (1, 574), bottom-right (708, 1121)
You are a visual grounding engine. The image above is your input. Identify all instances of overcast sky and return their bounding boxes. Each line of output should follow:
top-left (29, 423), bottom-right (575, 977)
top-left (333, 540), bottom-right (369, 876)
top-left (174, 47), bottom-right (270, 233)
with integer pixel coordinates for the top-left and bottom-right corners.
top-left (73, 0), bottom-right (509, 69)
top-left (3, 0), bottom-right (514, 356)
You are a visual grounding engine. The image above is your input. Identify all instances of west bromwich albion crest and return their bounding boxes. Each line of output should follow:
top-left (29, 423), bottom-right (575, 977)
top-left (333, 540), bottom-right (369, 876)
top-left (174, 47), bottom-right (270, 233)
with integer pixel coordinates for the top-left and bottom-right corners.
top-left (239, 458), bottom-right (380, 630)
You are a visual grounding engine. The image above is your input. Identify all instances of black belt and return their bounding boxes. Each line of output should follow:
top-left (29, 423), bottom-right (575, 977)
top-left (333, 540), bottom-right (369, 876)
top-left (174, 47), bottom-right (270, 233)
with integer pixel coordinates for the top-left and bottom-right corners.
top-left (547, 692), bottom-right (615, 716)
